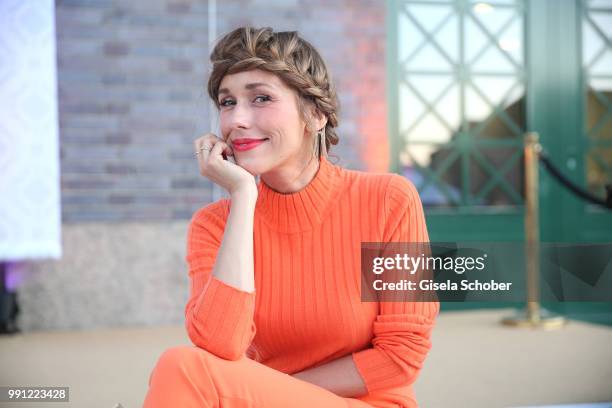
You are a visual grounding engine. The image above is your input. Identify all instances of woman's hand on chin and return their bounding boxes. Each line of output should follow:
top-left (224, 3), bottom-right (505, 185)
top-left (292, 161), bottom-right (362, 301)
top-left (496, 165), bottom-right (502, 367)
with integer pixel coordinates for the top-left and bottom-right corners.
top-left (195, 133), bottom-right (258, 196)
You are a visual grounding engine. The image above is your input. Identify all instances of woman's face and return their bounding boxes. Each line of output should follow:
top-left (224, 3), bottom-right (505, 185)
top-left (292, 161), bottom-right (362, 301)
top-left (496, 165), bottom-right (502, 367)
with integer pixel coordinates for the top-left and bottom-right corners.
top-left (218, 69), bottom-right (313, 176)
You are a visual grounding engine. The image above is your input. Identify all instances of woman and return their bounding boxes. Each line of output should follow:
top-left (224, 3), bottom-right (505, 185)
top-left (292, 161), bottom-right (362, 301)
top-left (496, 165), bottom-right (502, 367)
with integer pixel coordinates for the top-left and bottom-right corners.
top-left (143, 26), bottom-right (438, 408)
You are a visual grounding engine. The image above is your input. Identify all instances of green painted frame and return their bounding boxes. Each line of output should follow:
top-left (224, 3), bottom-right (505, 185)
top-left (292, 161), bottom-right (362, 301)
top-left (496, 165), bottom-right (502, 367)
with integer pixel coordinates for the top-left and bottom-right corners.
top-left (534, 0), bottom-right (612, 325)
top-left (530, 0), bottom-right (612, 243)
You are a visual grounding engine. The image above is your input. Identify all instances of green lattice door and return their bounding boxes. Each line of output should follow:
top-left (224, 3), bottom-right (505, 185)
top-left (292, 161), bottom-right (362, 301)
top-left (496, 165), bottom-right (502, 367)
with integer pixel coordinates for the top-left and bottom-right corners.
top-left (388, 0), bottom-right (612, 243)
top-left (573, 0), bottom-right (612, 241)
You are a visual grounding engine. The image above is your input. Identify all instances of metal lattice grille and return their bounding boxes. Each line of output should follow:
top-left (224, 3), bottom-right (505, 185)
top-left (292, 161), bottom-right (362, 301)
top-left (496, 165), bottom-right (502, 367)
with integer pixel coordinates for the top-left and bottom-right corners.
top-left (583, 0), bottom-right (612, 198)
top-left (395, 0), bottom-right (526, 208)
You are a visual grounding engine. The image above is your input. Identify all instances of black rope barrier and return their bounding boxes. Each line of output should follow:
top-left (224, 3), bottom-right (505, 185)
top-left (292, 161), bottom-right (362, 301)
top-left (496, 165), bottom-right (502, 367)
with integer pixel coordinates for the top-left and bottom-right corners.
top-left (538, 150), bottom-right (612, 210)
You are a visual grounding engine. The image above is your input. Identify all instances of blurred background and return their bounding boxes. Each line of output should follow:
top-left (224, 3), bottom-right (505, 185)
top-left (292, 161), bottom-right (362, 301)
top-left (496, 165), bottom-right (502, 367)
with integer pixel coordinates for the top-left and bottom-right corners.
top-left (0, 0), bottom-right (611, 407)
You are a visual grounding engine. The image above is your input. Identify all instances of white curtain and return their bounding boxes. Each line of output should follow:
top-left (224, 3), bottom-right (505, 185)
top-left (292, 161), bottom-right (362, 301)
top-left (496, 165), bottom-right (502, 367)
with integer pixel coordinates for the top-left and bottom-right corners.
top-left (0, 0), bottom-right (62, 261)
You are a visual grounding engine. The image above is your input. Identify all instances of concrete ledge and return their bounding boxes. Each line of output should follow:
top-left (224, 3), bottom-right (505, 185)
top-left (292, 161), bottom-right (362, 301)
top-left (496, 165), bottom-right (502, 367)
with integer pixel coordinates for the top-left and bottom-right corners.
top-left (15, 221), bottom-right (190, 331)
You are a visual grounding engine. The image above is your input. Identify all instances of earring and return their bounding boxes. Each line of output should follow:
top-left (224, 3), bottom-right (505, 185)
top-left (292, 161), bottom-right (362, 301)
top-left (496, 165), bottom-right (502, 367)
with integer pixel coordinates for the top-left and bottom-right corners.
top-left (318, 128), bottom-right (327, 158)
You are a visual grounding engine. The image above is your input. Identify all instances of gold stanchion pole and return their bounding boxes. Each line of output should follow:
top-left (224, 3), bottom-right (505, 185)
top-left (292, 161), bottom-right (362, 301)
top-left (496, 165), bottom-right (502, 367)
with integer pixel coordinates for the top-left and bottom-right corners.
top-left (501, 132), bottom-right (565, 329)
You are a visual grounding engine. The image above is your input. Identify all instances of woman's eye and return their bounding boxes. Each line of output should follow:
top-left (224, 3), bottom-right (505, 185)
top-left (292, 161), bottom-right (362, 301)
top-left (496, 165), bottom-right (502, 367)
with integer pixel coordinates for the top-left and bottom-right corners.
top-left (219, 96), bottom-right (270, 107)
top-left (254, 95), bottom-right (271, 103)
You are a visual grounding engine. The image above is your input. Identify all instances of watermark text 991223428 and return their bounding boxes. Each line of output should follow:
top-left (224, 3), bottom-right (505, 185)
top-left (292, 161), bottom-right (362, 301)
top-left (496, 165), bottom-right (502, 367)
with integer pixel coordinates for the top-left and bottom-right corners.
top-left (0, 386), bottom-right (69, 402)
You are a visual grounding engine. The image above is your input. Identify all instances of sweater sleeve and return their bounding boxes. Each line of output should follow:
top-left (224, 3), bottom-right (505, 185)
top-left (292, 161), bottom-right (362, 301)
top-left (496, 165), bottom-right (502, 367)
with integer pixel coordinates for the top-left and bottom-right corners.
top-left (184, 205), bottom-right (256, 360)
top-left (352, 175), bottom-right (440, 393)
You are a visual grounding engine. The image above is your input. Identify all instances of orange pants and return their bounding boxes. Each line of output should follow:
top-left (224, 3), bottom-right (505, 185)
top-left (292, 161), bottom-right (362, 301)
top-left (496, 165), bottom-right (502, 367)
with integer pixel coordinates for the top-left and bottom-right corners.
top-left (143, 345), bottom-right (375, 408)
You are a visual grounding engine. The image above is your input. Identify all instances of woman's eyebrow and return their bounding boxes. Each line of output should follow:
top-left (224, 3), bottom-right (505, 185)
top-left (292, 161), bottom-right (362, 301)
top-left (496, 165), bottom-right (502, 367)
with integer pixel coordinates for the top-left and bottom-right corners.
top-left (218, 82), bottom-right (275, 95)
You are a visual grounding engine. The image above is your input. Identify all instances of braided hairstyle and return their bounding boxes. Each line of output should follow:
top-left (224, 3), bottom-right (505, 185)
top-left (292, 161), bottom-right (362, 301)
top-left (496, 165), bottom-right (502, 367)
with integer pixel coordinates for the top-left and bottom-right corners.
top-left (207, 27), bottom-right (340, 153)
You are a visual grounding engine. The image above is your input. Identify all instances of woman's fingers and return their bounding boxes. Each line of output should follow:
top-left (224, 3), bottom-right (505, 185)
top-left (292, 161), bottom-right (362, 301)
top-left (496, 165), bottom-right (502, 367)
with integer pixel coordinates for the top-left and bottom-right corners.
top-left (194, 134), bottom-right (220, 174)
top-left (208, 140), bottom-right (227, 163)
top-left (222, 142), bottom-right (234, 157)
top-left (212, 140), bottom-right (236, 161)
top-left (199, 134), bottom-right (222, 156)
top-left (193, 133), bottom-right (255, 194)
top-left (198, 142), bottom-right (213, 162)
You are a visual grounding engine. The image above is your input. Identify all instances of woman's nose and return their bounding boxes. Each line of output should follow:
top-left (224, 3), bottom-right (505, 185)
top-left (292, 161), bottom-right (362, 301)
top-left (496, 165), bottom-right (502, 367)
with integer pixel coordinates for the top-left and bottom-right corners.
top-left (228, 102), bottom-right (252, 129)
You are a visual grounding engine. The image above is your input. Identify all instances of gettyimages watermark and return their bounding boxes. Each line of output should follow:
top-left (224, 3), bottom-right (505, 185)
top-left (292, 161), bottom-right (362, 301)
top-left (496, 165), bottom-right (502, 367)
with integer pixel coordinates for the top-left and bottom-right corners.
top-left (360, 242), bottom-right (612, 302)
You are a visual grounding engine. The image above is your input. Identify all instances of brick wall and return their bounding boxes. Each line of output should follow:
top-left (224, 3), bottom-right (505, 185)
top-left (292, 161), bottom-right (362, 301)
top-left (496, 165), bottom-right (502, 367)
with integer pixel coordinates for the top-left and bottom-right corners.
top-left (56, 0), bottom-right (388, 222)
top-left (16, 0), bottom-right (389, 331)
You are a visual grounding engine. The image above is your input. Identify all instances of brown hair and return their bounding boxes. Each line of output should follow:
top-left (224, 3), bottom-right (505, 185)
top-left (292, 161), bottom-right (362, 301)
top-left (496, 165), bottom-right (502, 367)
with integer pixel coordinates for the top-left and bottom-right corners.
top-left (207, 26), bottom-right (339, 154)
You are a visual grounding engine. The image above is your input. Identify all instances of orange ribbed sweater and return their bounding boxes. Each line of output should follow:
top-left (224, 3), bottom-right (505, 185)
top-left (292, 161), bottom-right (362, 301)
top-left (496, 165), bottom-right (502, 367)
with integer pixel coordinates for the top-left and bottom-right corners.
top-left (184, 156), bottom-right (439, 407)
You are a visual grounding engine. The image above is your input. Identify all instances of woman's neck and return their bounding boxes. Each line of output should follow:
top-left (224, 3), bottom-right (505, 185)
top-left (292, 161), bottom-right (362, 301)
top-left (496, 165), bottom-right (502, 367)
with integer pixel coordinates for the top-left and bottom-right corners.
top-left (260, 155), bottom-right (320, 194)
top-left (255, 153), bottom-right (339, 233)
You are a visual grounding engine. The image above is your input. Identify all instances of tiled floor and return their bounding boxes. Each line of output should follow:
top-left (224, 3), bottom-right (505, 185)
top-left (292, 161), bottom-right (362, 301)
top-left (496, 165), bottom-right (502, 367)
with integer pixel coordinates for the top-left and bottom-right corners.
top-left (1, 309), bottom-right (611, 408)
top-left (513, 404), bottom-right (612, 408)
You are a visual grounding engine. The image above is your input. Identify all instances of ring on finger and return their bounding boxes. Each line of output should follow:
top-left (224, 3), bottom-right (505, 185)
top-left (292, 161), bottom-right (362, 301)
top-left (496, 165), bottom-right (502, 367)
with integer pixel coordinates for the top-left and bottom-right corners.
top-left (195, 143), bottom-right (213, 157)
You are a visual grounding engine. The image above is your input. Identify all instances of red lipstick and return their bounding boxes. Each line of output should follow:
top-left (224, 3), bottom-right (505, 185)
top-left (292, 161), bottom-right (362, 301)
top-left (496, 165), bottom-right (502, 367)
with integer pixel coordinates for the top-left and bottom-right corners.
top-left (232, 138), bottom-right (268, 152)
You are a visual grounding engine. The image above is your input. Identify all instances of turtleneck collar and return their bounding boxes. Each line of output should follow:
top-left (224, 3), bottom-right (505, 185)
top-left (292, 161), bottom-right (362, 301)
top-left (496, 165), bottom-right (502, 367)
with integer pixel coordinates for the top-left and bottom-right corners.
top-left (255, 155), bottom-right (344, 233)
